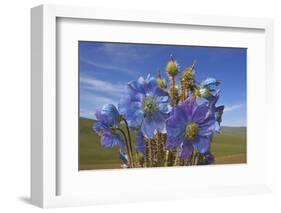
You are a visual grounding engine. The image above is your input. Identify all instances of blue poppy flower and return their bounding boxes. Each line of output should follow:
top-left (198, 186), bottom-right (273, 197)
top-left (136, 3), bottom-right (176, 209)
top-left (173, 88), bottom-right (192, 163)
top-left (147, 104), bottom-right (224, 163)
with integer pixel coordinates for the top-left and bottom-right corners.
top-left (166, 99), bottom-right (216, 160)
top-left (118, 75), bottom-right (171, 138)
top-left (92, 104), bottom-right (125, 148)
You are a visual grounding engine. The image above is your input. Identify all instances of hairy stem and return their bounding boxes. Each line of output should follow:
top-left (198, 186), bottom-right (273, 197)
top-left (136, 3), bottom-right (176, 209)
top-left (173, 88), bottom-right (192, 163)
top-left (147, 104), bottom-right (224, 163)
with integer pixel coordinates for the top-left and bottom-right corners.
top-left (145, 138), bottom-right (152, 167)
top-left (156, 132), bottom-right (163, 166)
top-left (170, 76), bottom-right (176, 106)
top-left (164, 150), bottom-right (169, 167)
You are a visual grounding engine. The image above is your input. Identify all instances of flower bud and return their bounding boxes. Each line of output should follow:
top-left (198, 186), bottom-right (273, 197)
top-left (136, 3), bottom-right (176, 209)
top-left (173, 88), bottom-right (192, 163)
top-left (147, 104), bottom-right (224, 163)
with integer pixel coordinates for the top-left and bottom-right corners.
top-left (166, 55), bottom-right (179, 77)
top-left (182, 68), bottom-right (194, 81)
top-left (182, 60), bottom-right (196, 82)
top-left (157, 69), bottom-right (167, 89)
top-left (101, 104), bottom-right (121, 125)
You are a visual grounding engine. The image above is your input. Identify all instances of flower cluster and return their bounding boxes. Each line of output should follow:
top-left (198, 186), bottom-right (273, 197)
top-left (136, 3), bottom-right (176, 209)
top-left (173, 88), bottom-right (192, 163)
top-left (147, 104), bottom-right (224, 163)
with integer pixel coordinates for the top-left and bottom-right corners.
top-left (92, 55), bottom-right (224, 168)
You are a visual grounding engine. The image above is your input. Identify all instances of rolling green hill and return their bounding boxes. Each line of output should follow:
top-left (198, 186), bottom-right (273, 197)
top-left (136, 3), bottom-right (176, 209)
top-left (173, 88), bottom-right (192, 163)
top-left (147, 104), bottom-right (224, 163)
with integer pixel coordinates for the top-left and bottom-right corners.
top-left (79, 117), bottom-right (246, 170)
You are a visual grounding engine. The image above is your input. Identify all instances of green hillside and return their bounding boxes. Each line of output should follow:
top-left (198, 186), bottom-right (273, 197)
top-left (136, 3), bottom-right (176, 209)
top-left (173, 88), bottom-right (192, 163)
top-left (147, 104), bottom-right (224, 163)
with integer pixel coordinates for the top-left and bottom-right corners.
top-left (79, 117), bottom-right (246, 170)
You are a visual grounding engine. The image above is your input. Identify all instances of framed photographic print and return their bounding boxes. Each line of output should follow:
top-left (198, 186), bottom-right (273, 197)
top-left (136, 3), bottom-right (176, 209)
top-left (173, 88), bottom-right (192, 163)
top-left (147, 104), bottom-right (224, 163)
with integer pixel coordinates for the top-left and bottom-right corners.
top-left (31, 4), bottom-right (274, 208)
top-left (78, 42), bottom-right (247, 171)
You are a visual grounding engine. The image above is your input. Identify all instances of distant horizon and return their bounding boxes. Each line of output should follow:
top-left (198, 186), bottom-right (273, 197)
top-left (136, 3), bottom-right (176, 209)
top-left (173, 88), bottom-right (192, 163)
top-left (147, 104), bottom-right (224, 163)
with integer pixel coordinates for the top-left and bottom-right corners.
top-left (79, 116), bottom-right (247, 128)
top-left (79, 41), bottom-right (247, 127)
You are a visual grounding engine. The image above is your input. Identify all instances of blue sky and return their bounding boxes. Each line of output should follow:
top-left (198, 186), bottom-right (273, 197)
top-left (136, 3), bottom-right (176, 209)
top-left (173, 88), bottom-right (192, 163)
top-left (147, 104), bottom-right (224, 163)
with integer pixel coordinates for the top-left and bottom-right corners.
top-left (79, 41), bottom-right (247, 127)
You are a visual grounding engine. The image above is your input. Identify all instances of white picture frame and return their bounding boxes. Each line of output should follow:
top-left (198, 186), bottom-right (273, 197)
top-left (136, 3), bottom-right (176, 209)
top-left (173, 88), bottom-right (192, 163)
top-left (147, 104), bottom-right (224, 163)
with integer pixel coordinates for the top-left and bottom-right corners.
top-left (31, 4), bottom-right (274, 208)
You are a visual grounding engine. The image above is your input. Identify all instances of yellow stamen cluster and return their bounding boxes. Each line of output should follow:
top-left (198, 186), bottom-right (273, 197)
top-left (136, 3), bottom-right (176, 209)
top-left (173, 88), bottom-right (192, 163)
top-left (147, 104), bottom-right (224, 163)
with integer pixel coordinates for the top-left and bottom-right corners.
top-left (143, 96), bottom-right (158, 115)
top-left (185, 122), bottom-right (199, 140)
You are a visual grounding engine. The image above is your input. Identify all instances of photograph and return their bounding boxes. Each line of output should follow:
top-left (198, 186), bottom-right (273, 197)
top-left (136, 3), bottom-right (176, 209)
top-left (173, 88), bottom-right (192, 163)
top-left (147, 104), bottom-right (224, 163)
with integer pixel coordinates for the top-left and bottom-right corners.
top-left (78, 41), bottom-right (247, 170)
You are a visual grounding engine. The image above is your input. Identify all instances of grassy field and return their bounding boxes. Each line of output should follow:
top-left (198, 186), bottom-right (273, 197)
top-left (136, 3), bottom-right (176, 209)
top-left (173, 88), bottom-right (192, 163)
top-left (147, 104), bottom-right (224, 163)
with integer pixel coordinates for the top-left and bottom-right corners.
top-left (79, 117), bottom-right (246, 170)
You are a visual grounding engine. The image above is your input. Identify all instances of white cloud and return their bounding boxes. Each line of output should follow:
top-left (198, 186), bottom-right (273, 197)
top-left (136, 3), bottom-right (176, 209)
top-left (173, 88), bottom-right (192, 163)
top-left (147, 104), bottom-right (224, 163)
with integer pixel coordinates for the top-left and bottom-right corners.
top-left (83, 93), bottom-right (118, 106)
top-left (80, 76), bottom-right (125, 96)
top-left (80, 109), bottom-right (96, 118)
top-left (80, 75), bottom-right (125, 119)
top-left (80, 57), bottom-right (133, 75)
top-left (224, 104), bottom-right (244, 112)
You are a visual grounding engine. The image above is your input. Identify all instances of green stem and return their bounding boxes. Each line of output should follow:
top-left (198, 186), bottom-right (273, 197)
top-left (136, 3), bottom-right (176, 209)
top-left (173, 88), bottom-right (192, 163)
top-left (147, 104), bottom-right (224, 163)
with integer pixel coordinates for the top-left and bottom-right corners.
top-left (122, 118), bottom-right (135, 166)
top-left (116, 128), bottom-right (133, 168)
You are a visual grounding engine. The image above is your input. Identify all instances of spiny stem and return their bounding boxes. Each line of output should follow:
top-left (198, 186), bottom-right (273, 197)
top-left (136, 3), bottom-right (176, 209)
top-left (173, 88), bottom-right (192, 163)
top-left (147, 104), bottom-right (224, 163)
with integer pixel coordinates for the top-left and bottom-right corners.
top-left (156, 132), bottom-right (163, 166)
top-left (164, 150), bottom-right (169, 167)
top-left (173, 151), bottom-right (179, 166)
top-left (171, 76), bottom-right (176, 106)
top-left (191, 150), bottom-right (199, 166)
top-left (145, 138), bottom-right (152, 167)
top-left (180, 78), bottom-right (189, 102)
top-left (151, 139), bottom-right (157, 166)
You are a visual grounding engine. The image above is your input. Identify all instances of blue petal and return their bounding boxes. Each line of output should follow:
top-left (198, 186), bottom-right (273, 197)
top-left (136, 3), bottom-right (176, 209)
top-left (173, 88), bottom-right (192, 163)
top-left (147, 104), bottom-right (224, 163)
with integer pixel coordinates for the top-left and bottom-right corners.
top-left (167, 102), bottom-right (190, 124)
top-left (114, 134), bottom-right (126, 148)
top-left (158, 102), bottom-right (172, 114)
top-left (141, 112), bottom-right (166, 138)
top-left (198, 118), bottom-right (216, 136)
top-left (192, 136), bottom-right (211, 154)
top-left (166, 136), bottom-right (184, 150)
top-left (127, 79), bottom-right (145, 95)
top-left (166, 106), bottom-right (187, 139)
top-left (144, 76), bottom-right (157, 93)
top-left (214, 121), bottom-right (221, 133)
top-left (101, 104), bottom-right (120, 126)
top-left (95, 110), bottom-right (109, 124)
top-left (192, 104), bottom-right (210, 123)
top-left (204, 152), bottom-right (215, 164)
top-left (141, 116), bottom-right (157, 138)
top-left (156, 95), bottom-right (169, 103)
top-left (166, 121), bottom-right (185, 140)
top-left (100, 130), bottom-right (125, 148)
top-left (182, 98), bottom-right (198, 121)
top-left (118, 94), bottom-right (144, 128)
top-left (180, 142), bottom-right (193, 160)
top-left (100, 130), bottom-right (115, 148)
top-left (207, 90), bottom-right (221, 110)
top-left (153, 87), bottom-right (169, 98)
top-left (128, 110), bottom-right (144, 128)
top-left (92, 121), bottom-right (109, 134)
